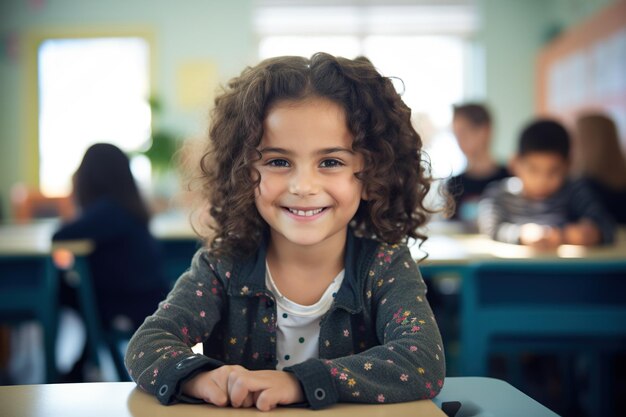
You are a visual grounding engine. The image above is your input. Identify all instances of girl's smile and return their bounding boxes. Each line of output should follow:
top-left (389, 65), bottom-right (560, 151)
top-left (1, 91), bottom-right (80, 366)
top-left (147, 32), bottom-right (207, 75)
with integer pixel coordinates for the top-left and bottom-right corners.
top-left (283, 206), bottom-right (328, 219)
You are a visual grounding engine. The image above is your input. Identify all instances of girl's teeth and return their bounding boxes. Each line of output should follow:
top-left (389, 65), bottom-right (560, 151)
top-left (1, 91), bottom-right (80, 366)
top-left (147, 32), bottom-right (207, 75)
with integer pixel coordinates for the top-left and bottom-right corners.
top-left (289, 208), bottom-right (323, 217)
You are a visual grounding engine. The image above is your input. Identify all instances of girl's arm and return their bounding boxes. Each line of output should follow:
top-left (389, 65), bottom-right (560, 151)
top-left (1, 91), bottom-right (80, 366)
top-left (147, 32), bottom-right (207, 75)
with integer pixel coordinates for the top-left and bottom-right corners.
top-left (124, 249), bottom-right (227, 405)
top-left (286, 244), bottom-right (446, 407)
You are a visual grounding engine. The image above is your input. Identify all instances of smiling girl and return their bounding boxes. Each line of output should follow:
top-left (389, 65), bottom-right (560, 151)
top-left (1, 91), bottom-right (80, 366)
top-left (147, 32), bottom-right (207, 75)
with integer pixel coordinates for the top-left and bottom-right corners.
top-left (125, 53), bottom-right (444, 411)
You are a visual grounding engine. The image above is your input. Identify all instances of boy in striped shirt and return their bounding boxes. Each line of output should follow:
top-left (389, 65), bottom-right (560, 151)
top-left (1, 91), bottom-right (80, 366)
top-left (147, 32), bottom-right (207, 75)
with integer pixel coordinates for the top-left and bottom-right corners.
top-left (477, 119), bottom-right (615, 248)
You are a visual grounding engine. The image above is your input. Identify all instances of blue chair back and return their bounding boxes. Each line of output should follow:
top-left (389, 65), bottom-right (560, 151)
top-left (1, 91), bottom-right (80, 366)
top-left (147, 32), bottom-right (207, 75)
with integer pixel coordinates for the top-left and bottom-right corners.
top-left (0, 255), bottom-right (58, 382)
top-left (71, 256), bottom-right (132, 381)
top-left (160, 239), bottom-right (202, 288)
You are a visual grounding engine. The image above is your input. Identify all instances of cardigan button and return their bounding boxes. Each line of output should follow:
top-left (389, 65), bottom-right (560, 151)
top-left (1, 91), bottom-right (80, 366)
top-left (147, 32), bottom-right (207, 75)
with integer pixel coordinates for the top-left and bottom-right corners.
top-left (314, 388), bottom-right (326, 401)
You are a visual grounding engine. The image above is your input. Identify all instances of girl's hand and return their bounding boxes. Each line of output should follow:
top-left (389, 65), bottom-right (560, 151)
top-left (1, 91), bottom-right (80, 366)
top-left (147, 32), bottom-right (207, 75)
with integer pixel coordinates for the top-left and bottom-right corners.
top-left (227, 369), bottom-right (304, 411)
top-left (181, 365), bottom-right (252, 407)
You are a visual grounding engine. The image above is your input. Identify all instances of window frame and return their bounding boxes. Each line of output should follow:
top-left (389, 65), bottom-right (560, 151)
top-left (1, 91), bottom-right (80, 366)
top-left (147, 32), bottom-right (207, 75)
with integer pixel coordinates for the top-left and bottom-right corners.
top-left (23, 27), bottom-right (156, 195)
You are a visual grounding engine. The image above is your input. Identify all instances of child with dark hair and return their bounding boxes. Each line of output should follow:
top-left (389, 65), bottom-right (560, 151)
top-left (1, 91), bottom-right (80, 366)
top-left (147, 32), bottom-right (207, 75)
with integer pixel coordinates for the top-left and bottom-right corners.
top-left (54, 143), bottom-right (167, 329)
top-left (125, 53), bottom-right (445, 411)
top-left (446, 103), bottom-right (509, 224)
top-left (572, 113), bottom-right (626, 224)
top-left (478, 119), bottom-right (615, 247)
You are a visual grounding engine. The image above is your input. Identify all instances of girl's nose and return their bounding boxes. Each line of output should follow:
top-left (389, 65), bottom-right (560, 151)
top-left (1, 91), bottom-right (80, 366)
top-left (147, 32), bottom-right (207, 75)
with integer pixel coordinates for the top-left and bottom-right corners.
top-left (289, 167), bottom-right (319, 196)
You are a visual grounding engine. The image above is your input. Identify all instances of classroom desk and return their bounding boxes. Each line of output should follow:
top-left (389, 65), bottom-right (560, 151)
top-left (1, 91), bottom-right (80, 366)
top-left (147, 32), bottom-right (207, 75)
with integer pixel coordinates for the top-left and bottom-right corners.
top-left (0, 377), bottom-right (563, 417)
top-left (0, 381), bottom-right (446, 417)
top-left (151, 214), bottom-right (626, 266)
top-left (413, 226), bottom-right (626, 267)
top-left (433, 377), bottom-right (560, 417)
top-left (2, 217), bottom-right (624, 265)
top-left (2, 219), bottom-right (624, 387)
top-left (0, 220), bottom-right (93, 256)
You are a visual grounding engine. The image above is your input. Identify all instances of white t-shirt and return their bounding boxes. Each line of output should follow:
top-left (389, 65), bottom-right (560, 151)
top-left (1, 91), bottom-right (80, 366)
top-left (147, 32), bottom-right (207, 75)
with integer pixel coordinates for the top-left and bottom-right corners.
top-left (265, 262), bottom-right (345, 370)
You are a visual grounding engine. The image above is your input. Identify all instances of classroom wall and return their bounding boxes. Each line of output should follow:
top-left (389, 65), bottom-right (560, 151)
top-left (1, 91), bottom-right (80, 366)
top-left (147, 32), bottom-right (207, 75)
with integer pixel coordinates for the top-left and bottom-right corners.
top-left (537, 0), bottom-right (626, 147)
top-left (478, 0), bottom-right (617, 161)
top-left (0, 0), bottom-right (615, 219)
top-left (551, 0), bottom-right (616, 29)
top-left (0, 0), bottom-right (254, 218)
top-left (476, 0), bottom-right (551, 161)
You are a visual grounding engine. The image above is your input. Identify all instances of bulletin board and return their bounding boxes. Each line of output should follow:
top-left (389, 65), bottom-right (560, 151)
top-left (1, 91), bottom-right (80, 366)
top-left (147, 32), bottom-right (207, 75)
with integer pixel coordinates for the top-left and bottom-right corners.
top-left (536, 0), bottom-right (626, 149)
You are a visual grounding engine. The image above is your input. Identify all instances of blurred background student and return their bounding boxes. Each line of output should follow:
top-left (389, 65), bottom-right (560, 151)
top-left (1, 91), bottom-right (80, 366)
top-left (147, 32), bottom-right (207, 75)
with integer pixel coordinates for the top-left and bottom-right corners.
top-left (572, 113), bottom-right (626, 224)
top-left (478, 119), bottom-right (615, 248)
top-left (446, 103), bottom-right (509, 227)
top-left (53, 143), bottom-right (168, 381)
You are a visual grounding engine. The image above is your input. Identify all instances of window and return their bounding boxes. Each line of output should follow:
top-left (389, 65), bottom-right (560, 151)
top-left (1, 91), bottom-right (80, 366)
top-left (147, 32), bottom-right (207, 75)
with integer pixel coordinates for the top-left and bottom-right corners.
top-left (255, 1), bottom-right (479, 181)
top-left (38, 37), bottom-right (151, 196)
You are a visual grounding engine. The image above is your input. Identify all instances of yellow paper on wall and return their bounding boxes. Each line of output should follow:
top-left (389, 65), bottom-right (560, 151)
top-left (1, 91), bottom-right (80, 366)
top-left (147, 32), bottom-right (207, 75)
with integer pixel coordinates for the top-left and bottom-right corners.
top-left (176, 60), bottom-right (219, 109)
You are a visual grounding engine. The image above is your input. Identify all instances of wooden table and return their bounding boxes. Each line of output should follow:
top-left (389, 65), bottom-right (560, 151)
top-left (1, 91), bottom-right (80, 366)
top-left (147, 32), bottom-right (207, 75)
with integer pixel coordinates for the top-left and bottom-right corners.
top-left (0, 377), bottom-right (564, 417)
top-left (0, 381), bottom-right (446, 417)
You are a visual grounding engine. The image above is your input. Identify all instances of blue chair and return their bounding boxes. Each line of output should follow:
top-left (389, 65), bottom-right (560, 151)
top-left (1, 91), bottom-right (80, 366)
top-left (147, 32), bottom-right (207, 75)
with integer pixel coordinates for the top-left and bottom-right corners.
top-left (420, 264), bottom-right (466, 376)
top-left (67, 238), bottom-right (200, 381)
top-left (159, 238), bottom-right (202, 288)
top-left (460, 260), bottom-right (626, 417)
top-left (0, 255), bottom-right (58, 383)
top-left (69, 256), bottom-right (132, 381)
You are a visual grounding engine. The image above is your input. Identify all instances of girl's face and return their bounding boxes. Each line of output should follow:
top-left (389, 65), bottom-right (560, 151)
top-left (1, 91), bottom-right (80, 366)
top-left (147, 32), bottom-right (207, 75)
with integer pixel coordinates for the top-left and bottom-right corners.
top-left (254, 97), bottom-right (365, 252)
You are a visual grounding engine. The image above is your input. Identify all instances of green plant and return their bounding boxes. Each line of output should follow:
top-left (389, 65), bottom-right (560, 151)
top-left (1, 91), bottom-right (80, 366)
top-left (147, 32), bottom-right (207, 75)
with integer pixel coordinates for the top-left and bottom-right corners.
top-left (141, 96), bottom-right (179, 174)
top-left (142, 130), bottom-right (179, 173)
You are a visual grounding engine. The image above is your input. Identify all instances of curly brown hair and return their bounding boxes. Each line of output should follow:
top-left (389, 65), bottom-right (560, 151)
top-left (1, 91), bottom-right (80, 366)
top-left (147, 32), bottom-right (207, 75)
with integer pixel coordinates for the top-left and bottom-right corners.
top-left (197, 52), bottom-right (433, 257)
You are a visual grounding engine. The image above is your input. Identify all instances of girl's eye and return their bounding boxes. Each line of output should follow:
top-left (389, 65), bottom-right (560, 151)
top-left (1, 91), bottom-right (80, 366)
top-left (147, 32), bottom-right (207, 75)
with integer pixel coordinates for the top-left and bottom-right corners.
top-left (267, 158), bottom-right (290, 168)
top-left (320, 159), bottom-right (344, 168)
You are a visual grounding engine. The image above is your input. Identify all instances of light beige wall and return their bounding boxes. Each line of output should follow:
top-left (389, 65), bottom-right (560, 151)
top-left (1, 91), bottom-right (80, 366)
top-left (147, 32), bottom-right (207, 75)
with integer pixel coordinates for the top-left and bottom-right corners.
top-left (477, 0), bottom-right (617, 161)
top-left (0, 0), bottom-right (616, 219)
top-left (0, 0), bottom-right (254, 218)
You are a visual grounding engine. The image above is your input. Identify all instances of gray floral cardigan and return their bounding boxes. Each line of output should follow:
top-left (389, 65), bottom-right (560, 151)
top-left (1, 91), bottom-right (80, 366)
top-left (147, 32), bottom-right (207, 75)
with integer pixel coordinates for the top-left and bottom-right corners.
top-left (125, 230), bottom-right (445, 409)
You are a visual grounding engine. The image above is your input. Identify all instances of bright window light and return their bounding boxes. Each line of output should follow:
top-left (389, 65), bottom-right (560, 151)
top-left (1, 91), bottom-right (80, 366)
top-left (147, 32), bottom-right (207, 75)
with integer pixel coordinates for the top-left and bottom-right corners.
top-left (38, 37), bottom-right (151, 196)
top-left (258, 34), bottom-right (467, 179)
top-left (364, 35), bottom-right (466, 178)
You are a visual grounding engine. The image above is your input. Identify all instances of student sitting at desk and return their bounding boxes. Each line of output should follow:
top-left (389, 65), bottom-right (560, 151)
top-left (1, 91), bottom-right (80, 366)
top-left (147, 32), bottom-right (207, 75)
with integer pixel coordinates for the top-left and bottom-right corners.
top-left (477, 119), bottom-right (615, 248)
top-left (445, 103), bottom-right (509, 226)
top-left (125, 53), bottom-right (445, 411)
top-left (53, 144), bottom-right (168, 378)
top-left (572, 113), bottom-right (626, 225)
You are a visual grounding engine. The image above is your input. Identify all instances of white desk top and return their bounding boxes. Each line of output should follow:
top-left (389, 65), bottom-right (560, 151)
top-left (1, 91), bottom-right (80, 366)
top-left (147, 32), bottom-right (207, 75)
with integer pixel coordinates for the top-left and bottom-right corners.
top-left (414, 227), bottom-right (626, 265)
top-left (1, 216), bottom-right (624, 263)
top-left (0, 220), bottom-right (96, 256)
